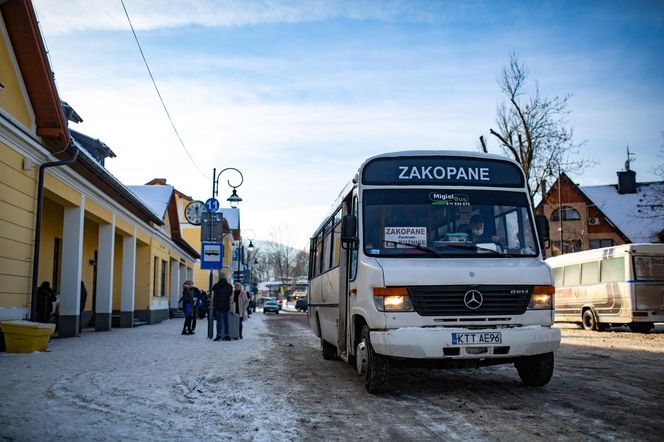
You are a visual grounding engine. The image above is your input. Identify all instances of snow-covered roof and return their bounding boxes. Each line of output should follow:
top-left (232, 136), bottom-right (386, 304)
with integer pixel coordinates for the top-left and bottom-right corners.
top-left (580, 182), bottom-right (664, 243)
top-left (127, 185), bottom-right (174, 220)
top-left (217, 207), bottom-right (240, 230)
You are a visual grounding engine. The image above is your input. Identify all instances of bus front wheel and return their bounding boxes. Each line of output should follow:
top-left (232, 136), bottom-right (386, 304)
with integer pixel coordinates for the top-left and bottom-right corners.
top-left (356, 326), bottom-right (388, 393)
top-left (515, 352), bottom-right (554, 387)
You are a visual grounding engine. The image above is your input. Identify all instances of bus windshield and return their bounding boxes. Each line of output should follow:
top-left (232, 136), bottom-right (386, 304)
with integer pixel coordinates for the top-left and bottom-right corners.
top-left (363, 189), bottom-right (538, 257)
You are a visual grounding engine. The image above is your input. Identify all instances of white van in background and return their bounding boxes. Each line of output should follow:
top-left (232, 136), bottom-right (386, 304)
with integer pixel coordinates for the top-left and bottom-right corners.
top-left (546, 243), bottom-right (664, 332)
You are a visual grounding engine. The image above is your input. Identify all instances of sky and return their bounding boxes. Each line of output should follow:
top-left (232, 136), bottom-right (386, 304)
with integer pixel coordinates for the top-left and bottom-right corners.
top-left (31, 0), bottom-right (664, 249)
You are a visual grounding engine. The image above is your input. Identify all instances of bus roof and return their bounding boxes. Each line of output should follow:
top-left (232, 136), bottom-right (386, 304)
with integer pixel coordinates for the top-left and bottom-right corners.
top-left (546, 243), bottom-right (664, 267)
top-left (362, 150), bottom-right (517, 165)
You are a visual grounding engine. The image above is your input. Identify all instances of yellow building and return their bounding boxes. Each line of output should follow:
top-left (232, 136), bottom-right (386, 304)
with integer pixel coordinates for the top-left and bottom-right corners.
top-left (0, 0), bottom-right (198, 339)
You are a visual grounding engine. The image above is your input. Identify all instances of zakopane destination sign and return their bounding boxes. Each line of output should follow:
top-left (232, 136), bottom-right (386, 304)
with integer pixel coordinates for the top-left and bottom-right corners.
top-left (362, 155), bottom-right (525, 187)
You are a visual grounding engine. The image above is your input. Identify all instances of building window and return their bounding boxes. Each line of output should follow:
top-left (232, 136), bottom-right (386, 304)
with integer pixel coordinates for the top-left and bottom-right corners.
top-left (589, 239), bottom-right (614, 250)
top-left (153, 257), bottom-right (159, 296)
top-left (161, 259), bottom-right (167, 297)
top-left (551, 206), bottom-right (581, 221)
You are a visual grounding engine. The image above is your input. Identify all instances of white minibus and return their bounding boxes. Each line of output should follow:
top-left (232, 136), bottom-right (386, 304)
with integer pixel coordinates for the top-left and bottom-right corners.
top-left (307, 151), bottom-right (560, 392)
top-left (546, 244), bottom-right (664, 332)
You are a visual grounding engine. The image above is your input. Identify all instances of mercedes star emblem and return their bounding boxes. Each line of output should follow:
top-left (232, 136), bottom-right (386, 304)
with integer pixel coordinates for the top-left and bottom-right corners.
top-left (464, 290), bottom-right (483, 309)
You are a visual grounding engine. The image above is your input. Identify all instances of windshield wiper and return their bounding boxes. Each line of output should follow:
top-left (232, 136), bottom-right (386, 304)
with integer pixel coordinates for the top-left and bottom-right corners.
top-left (383, 240), bottom-right (441, 257)
top-left (440, 243), bottom-right (505, 256)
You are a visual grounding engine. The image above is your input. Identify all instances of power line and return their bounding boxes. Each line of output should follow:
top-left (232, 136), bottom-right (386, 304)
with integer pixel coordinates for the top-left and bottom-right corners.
top-left (120, 0), bottom-right (208, 179)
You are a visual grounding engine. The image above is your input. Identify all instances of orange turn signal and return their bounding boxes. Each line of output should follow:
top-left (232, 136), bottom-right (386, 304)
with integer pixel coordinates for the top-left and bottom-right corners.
top-left (533, 285), bottom-right (555, 295)
top-left (373, 287), bottom-right (408, 297)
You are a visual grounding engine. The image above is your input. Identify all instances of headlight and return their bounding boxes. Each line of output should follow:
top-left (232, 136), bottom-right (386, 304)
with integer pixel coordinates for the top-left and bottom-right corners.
top-left (528, 285), bottom-right (555, 309)
top-left (373, 287), bottom-right (414, 312)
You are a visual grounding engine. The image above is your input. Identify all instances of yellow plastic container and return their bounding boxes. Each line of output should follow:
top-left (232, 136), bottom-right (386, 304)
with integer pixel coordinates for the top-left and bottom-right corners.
top-left (0, 320), bottom-right (55, 353)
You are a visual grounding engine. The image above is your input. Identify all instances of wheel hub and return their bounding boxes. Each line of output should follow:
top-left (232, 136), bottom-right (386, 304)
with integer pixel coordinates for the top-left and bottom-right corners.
top-left (356, 339), bottom-right (367, 375)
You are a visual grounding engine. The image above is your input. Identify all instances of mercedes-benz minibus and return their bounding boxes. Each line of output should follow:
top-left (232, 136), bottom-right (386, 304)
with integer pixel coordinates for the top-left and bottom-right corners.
top-left (307, 150), bottom-right (560, 392)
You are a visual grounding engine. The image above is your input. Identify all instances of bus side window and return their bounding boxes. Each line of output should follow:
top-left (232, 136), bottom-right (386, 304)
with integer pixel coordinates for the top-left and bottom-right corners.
top-left (552, 267), bottom-right (564, 286)
top-left (563, 264), bottom-right (581, 286)
top-left (601, 257), bottom-right (625, 282)
top-left (350, 196), bottom-right (359, 280)
top-left (581, 261), bottom-right (600, 285)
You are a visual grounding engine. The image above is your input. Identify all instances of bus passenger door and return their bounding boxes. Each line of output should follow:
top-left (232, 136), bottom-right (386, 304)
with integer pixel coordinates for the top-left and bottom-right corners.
top-left (337, 195), bottom-right (354, 360)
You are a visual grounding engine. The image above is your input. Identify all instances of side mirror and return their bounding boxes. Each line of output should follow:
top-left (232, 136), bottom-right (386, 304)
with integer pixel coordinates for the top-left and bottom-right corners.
top-left (341, 215), bottom-right (358, 250)
top-left (535, 215), bottom-right (550, 251)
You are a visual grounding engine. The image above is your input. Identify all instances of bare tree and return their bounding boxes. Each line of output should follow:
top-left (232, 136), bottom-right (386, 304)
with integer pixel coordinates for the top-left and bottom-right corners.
top-left (266, 225), bottom-right (299, 294)
top-left (489, 53), bottom-right (592, 205)
top-left (293, 248), bottom-right (309, 278)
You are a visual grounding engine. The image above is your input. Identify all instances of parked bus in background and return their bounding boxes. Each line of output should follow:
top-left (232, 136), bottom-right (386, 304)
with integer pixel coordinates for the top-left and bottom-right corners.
top-left (307, 150), bottom-right (560, 392)
top-left (546, 244), bottom-right (664, 333)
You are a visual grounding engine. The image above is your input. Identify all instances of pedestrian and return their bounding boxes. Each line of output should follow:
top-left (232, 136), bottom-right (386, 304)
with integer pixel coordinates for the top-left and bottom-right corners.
top-left (79, 281), bottom-right (88, 333)
top-left (179, 281), bottom-right (194, 335)
top-left (246, 292), bottom-right (252, 318)
top-left (198, 290), bottom-right (208, 319)
top-left (35, 281), bottom-right (56, 323)
top-left (233, 283), bottom-right (249, 339)
top-left (190, 284), bottom-right (201, 332)
top-left (212, 273), bottom-right (233, 341)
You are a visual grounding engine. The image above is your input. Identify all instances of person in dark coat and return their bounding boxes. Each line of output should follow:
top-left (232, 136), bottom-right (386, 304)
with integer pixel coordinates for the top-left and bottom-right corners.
top-left (36, 281), bottom-right (56, 323)
top-left (190, 285), bottom-right (201, 331)
top-left (212, 273), bottom-right (233, 341)
top-left (79, 281), bottom-right (88, 333)
top-left (198, 291), bottom-right (208, 319)
top-left (179, 281), bottom-right (194, 335)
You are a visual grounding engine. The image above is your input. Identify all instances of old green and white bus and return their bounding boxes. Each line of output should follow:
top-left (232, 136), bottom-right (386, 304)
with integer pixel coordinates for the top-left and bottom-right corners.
top-left (546, 244), bottom-right (664, 332)
top-left (307, 151), bottom-right (560, 392)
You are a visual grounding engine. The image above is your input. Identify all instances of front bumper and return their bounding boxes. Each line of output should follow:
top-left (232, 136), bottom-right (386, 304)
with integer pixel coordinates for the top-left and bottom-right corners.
top-left (370, 325), bottom-right (560, 359)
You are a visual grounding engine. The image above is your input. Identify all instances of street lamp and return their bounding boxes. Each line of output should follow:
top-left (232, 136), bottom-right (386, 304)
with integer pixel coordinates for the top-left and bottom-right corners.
top-left (207, 167), bottom-right (244, 339)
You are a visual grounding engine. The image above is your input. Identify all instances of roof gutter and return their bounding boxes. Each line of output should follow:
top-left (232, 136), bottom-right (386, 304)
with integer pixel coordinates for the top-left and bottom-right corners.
top-left (30, 144), bottom-right (79, 321)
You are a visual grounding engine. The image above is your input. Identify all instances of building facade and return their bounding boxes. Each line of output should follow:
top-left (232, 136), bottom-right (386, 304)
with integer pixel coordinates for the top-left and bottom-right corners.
top-left (0, 0), bottom-right (198, 342)
top-left (536, 168), bottom-right (664, 257)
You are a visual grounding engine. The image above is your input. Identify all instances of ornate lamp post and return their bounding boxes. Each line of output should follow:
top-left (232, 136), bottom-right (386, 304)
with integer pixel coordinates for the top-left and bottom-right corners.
top-left (207, 167), bottom-right (243, 339)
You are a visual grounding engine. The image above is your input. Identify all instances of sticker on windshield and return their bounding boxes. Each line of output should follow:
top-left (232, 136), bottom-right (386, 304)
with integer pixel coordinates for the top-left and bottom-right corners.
top-left (429, 193), bottom-right (470, 206)
top-left (384, 227), bottom-right (427, 248)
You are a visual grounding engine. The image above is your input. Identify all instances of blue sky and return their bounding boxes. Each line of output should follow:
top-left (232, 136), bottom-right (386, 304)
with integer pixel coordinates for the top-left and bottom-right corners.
top-left (32, 0), bottom-right (664, 248)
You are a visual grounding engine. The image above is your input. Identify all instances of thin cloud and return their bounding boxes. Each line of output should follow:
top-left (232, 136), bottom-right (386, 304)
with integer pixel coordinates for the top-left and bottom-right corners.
top-left (33, 0), bottom-right (450, 35)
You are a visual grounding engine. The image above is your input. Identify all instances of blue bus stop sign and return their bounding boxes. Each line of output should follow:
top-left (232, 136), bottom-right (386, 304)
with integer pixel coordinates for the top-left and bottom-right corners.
top-left (205, 198), bottom-right (220, 212)
top-left (200, 241), bottom-right (223, 270)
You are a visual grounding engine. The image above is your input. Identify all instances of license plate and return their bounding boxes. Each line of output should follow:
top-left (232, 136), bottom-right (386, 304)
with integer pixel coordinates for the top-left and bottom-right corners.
top-left (452, 332), bottom-right (502, 345)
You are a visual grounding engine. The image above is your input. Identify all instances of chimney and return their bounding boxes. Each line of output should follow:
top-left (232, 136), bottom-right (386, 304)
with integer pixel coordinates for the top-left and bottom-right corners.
top-left (540, 179), bottom-right (547, 201)
top-left (618, 146), bottom-right (637, 194)
top-left (617, 170), bottom-right (636, 194)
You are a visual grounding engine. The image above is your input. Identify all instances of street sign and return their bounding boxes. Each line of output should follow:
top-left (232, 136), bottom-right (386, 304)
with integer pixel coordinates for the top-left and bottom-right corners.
top-left (233, 270), bottom-right (245, 283)
top-left (200, 212), bottom-right (224, 242)
top-left (205, 198), bottom-right (220, 212)
top-left (200, 242), bottom-right (223, 270)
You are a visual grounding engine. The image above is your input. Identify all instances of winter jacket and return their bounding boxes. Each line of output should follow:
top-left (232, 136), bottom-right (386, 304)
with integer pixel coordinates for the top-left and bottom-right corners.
top-left (232, 290), bottom-right (249, 320)
top-left (212, 279), bottom-right (233, 312)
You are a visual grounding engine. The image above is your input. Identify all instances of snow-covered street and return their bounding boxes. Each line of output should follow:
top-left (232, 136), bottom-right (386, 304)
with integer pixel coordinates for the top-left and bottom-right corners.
top-left (2, 312), bottom-right (664, 441)
top-left (0, 311), bottom-right (307, 441)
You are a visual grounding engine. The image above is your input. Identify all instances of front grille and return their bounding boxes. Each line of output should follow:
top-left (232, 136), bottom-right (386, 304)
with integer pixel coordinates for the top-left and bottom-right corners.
top-left (408, 285), bottom-right (532, 316)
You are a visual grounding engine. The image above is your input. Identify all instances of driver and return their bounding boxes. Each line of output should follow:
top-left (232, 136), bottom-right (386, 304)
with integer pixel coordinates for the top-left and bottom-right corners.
top-left (468, 214), bottom-right (500, 244)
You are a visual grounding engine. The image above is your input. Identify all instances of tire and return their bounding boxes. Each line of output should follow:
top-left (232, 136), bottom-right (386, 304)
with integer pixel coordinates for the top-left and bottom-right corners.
top-left (628, 322), bottom-right (653, 333)
top-left (515, 352), bottom-right (554, 387)
top-left (582, 309), bottom-right (598, 331)
top-left (356, 325), bottom-right (388, 393)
